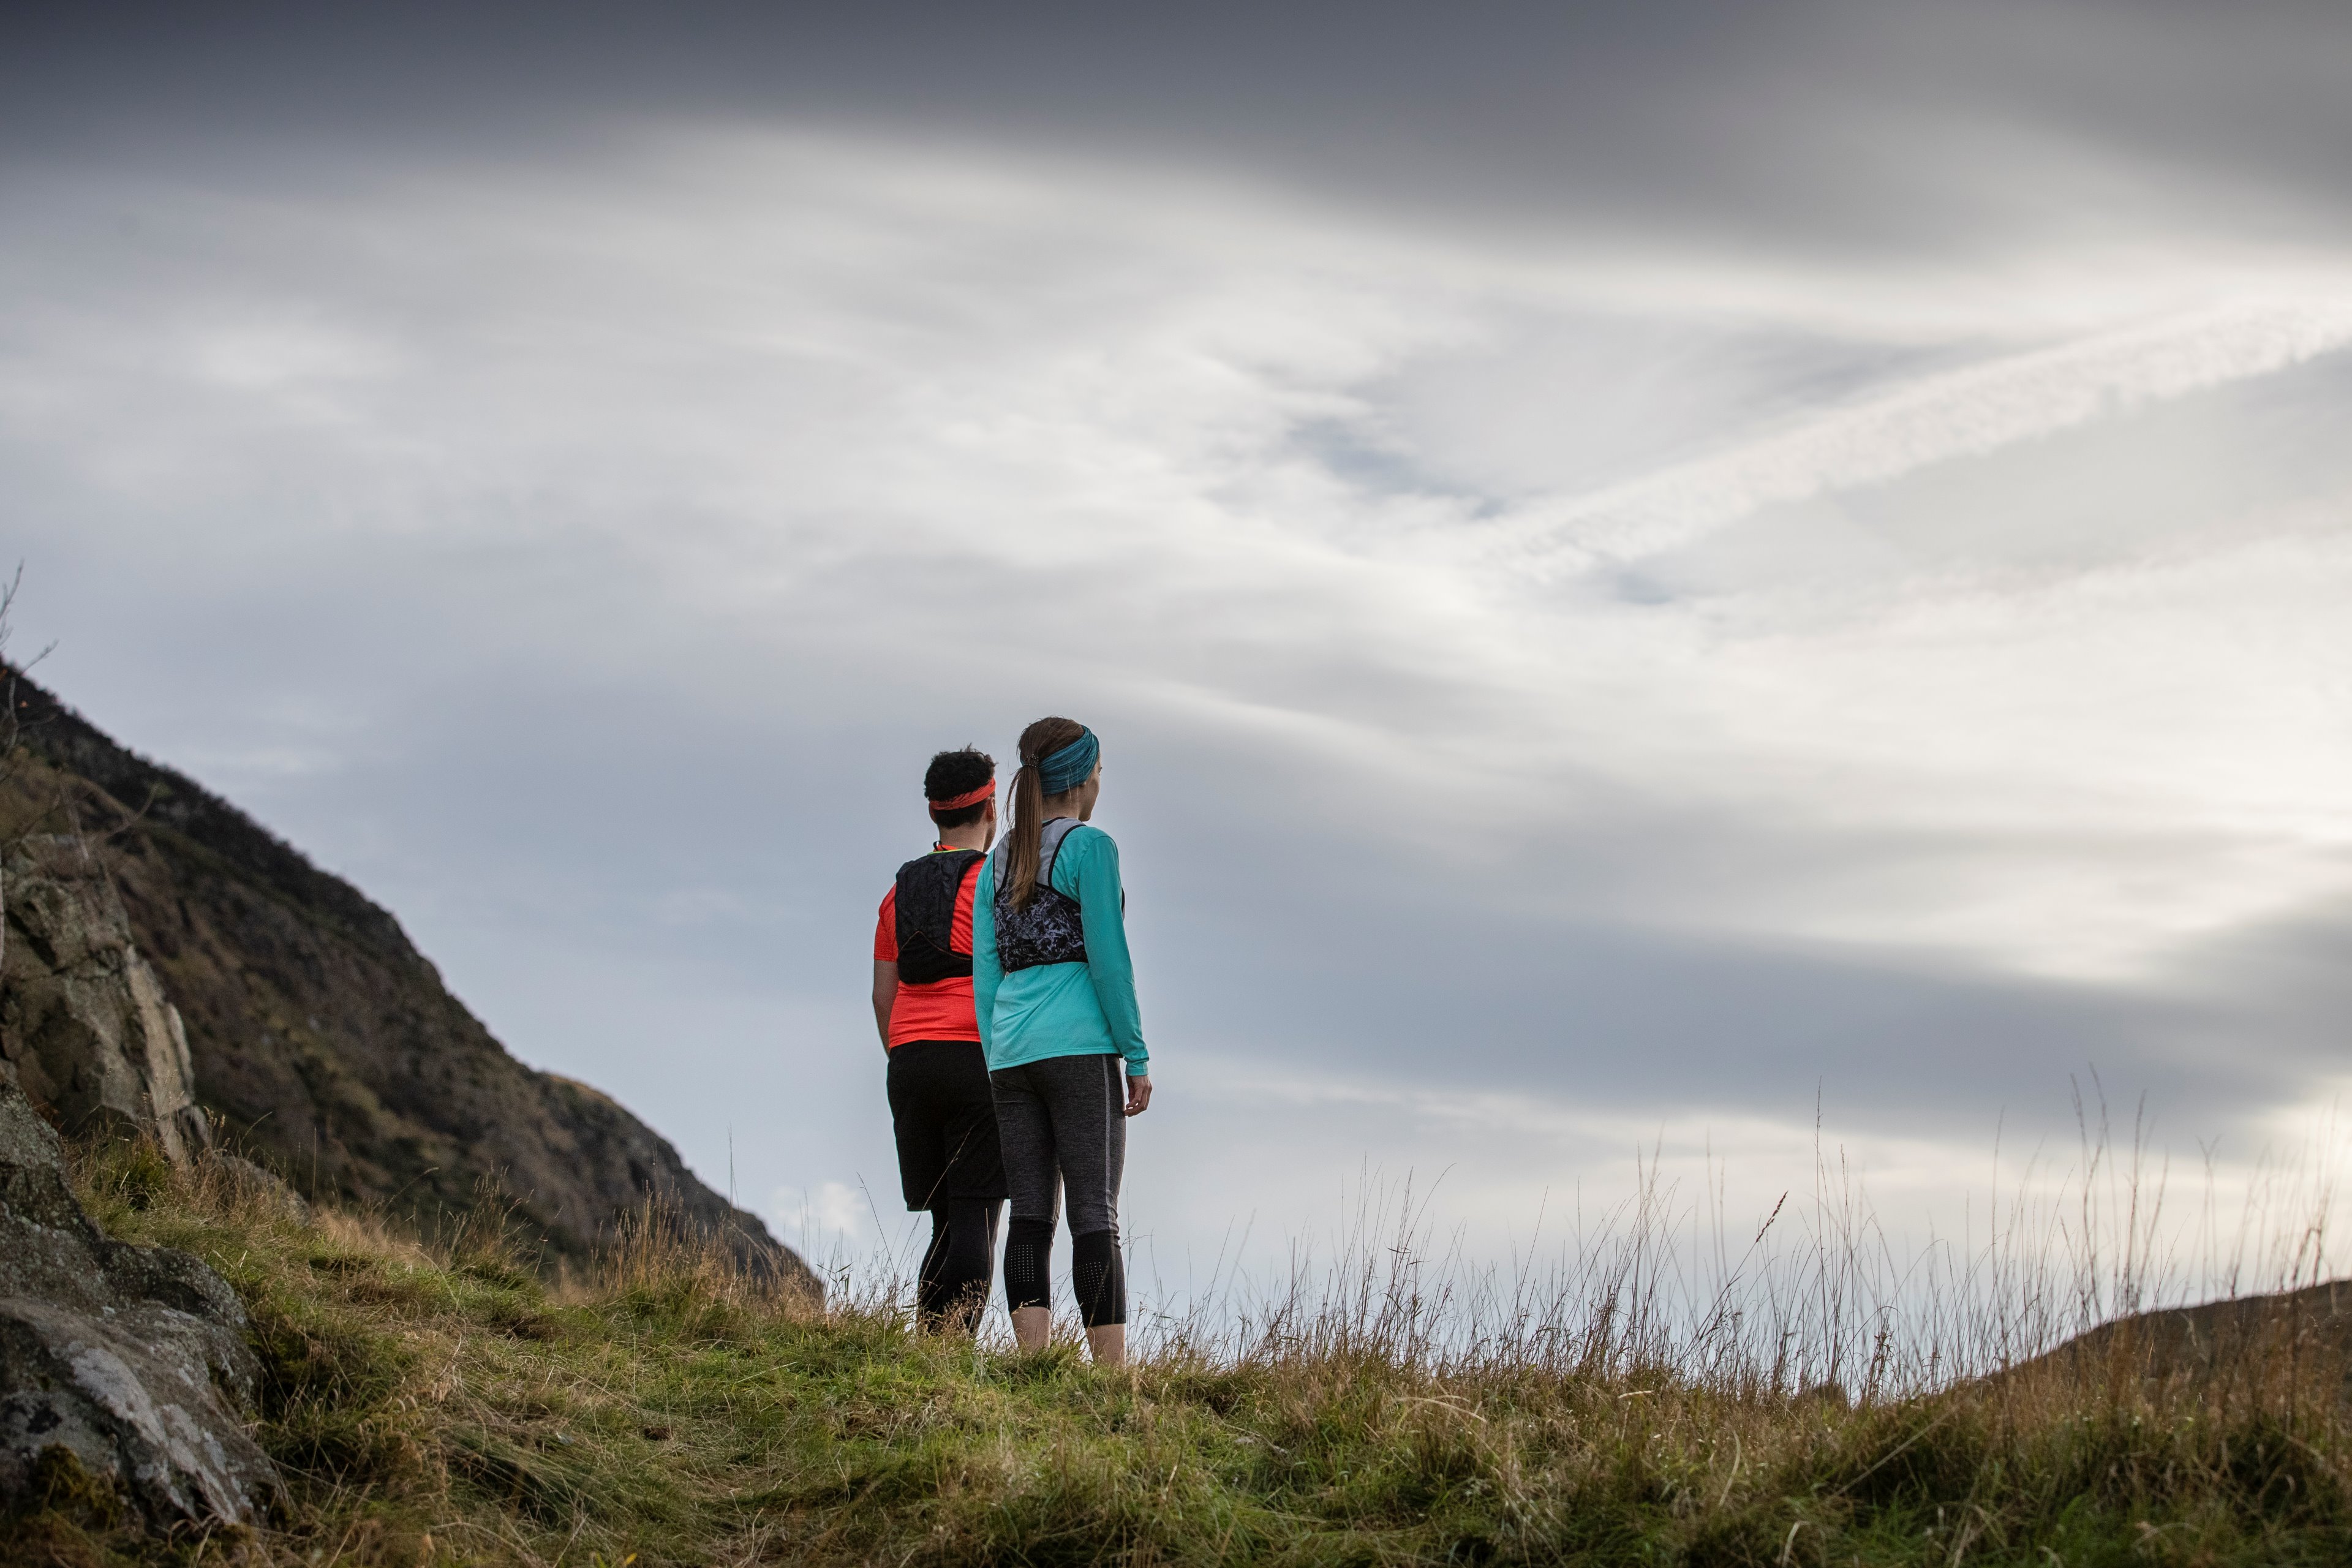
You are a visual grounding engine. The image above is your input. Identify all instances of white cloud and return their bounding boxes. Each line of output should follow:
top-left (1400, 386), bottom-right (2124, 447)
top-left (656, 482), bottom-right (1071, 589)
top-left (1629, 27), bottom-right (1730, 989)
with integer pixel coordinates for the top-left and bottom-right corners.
top-left (768, 1180), bottom-right (889, 1253)
top-left (12, 123), bottom-right (2352, 1296)
top-left (16, 132), bottom-right (2352, 964)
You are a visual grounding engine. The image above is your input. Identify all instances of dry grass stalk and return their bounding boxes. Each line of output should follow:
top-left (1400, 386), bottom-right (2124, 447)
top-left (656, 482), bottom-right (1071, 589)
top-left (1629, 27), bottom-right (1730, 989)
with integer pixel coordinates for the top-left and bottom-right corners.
top-left (17, 1107), bottom-right (2352, 1566)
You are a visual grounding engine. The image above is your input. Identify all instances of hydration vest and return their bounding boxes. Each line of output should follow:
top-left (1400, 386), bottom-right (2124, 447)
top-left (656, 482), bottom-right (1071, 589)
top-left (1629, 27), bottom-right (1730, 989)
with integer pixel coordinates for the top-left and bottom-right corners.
top-left (991, 818), bottom-right (1088, 972)
top-left (893, 849), bottom-right (986, 986)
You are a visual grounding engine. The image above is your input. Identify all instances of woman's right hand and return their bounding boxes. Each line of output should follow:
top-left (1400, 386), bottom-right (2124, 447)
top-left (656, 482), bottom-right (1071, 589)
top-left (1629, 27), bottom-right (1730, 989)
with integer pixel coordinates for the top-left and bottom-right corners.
top-left (1123, 1074), bottom-right (1153, 1117)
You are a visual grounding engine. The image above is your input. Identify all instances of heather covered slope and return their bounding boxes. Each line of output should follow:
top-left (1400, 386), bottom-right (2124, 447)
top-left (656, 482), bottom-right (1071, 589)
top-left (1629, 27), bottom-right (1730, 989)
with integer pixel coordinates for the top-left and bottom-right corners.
top-left (0, 670), bottom-right (804, 1282)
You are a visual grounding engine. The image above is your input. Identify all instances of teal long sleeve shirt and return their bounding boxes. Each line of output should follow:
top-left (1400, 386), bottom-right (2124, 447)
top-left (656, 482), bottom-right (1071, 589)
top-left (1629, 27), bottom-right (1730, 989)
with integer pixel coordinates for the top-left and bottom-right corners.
top-left (971, 822), bottom-right (1149, 1077)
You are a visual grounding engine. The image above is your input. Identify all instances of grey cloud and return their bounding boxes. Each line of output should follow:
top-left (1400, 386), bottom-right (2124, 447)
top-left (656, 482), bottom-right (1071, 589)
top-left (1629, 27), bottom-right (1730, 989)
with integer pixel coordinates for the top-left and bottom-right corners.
top-left (1129, 786), bottom-right (2280, 1140)
top-left (7, 75), bottom-right (2352, 1281)
top-left (13, 488), bottom-right (2342, 1265)
top-left (7, 2), bottom-right (2352, 255)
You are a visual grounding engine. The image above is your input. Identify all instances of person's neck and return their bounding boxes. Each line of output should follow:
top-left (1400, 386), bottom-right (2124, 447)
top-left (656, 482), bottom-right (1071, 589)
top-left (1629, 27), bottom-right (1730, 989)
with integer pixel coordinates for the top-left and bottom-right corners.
top-left (935, 821), bottom-right (992, 851)
top-left (1039, 791), bottom-right (1091, 823)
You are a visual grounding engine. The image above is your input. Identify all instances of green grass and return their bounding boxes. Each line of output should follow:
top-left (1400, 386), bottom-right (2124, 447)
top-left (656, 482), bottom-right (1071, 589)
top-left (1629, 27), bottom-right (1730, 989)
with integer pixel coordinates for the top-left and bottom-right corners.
top-left (13, 1142), bottom-right (2352, 1567)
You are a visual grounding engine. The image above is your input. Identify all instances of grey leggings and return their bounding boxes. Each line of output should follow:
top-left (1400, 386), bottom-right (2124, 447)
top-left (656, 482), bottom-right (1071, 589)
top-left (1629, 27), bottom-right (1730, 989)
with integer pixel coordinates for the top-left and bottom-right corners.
top-left (990, 1052), bottom-right (1127, 1325)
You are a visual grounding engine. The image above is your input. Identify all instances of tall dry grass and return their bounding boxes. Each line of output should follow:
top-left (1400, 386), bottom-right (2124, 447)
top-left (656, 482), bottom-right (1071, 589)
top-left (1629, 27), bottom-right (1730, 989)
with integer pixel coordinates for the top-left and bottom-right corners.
top-left (812, 1086), bottom-right (2350, 1404)
top-left (26, 1100), bottom-right (2352, 1566)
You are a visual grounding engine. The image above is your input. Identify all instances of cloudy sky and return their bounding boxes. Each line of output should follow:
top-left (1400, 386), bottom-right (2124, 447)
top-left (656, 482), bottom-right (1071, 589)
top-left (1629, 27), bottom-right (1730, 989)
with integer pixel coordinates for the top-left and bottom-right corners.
top-left (7, 2), bottom-right (2352, 1316)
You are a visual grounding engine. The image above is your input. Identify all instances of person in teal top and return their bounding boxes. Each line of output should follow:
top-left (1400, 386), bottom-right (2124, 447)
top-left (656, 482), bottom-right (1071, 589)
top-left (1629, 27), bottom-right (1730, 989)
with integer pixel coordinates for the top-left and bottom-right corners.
top-left (970, 813), bottom-right (1148, 1080)
top-left (971, 716), bottom-right (1152, 1365)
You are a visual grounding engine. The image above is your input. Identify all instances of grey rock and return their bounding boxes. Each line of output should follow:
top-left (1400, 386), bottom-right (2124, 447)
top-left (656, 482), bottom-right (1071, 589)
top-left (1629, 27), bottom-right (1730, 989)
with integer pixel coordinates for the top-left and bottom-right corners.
top-left (1, 836), bottom-right (211, 1165)
top-left (0, 1079), bottom-right (277, 1526)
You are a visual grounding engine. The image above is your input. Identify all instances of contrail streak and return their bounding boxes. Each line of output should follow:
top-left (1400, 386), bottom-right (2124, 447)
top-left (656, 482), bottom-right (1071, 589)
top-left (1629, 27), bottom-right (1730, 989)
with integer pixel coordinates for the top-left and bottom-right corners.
top-left (1493, 296), bottom-right (2352, 575)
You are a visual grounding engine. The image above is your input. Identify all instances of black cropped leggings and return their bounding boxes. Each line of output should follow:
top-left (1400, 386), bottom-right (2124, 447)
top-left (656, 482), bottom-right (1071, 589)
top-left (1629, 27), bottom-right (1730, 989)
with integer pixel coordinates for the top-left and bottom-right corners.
top-left (990, 1052), bottom-right (1128, 1327)
top-left (917, 1199), bottom-right (1001, 1330)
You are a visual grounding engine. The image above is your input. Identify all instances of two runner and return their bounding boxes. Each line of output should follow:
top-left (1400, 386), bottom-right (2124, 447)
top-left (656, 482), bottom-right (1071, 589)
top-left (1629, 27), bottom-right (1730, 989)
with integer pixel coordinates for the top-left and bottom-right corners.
top-left (870, 720), bottom-right (1150, 1362)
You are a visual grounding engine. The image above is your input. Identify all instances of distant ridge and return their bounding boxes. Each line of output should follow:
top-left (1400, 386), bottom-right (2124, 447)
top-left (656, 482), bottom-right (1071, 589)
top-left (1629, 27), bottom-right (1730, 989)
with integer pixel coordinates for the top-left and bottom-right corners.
top-left (0, 669), bottom-right (808, 1283)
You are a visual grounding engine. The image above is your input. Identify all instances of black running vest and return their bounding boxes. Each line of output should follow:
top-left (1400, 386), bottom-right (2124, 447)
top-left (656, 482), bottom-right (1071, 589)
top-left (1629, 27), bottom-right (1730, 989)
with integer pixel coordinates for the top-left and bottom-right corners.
top-left (893, 849), bottom-right (986, 986)
top-left (990, 818), bottom-right (1088, 972)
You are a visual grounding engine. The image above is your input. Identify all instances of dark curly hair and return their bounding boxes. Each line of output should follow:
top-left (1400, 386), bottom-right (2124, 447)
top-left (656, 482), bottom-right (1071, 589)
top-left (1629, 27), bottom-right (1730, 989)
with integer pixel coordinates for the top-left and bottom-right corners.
top-left (924, 746), bottom-right (996, 830)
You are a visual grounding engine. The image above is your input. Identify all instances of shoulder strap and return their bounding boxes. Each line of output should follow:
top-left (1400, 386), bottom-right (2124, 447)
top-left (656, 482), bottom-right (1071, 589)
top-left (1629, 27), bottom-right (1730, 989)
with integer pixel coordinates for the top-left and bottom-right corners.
top-left (1036, 818), bottom-right (1084, 887)
top-left (990, 818), bottom-right (1087, 891)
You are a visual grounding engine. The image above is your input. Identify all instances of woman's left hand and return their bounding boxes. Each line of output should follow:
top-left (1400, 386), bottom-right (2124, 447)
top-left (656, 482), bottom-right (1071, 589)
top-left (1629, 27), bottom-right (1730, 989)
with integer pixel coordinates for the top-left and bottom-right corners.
top-left (1123, 1073), bottom-right (1153, 1117)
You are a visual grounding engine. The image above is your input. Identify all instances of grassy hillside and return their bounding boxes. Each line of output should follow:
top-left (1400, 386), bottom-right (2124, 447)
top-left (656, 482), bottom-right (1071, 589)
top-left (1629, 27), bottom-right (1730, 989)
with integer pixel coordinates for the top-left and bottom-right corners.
top-left (16, 1142), bottom-right (2352, 1567)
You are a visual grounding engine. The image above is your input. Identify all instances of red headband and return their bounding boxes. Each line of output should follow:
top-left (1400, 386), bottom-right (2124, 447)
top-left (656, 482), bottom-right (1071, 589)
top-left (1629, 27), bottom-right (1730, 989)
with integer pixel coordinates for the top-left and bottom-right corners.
top-left (928, 778), bottom-right (997, 812)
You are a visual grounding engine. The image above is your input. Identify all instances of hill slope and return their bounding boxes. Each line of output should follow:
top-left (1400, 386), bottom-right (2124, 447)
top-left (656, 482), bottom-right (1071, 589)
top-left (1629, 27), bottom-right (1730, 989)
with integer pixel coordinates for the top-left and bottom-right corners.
top-left (31, 1138), bottom-right (2352, 1566)
top-left (0, 669), bottom-right (804, 1282)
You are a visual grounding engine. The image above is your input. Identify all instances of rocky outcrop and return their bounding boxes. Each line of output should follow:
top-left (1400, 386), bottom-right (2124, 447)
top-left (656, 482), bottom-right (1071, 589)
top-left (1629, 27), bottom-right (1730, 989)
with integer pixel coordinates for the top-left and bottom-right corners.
top-left (2, 834), bottom-right (211, 1165)
top-left (0, 672), bottom-right (809, 1289)
top-left (0, 1078), bottom-right (279, 1525)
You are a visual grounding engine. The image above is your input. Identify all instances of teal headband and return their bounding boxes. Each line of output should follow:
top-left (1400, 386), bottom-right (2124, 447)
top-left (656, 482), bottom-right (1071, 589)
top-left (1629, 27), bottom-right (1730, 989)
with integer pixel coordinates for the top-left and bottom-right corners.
top-left (1037, 728), bottom-right (1099, 794)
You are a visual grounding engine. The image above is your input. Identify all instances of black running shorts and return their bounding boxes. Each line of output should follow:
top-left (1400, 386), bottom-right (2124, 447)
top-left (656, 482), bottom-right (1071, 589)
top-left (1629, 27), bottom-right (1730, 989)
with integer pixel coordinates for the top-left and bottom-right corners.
top-left (886, 1039), bottom-right (1008, 1210)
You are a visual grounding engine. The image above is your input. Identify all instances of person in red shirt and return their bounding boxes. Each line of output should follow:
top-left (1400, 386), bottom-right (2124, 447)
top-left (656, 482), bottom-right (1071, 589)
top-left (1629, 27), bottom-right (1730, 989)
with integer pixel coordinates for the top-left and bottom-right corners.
top-left (871, 746), bottom-right (1006, 1330)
